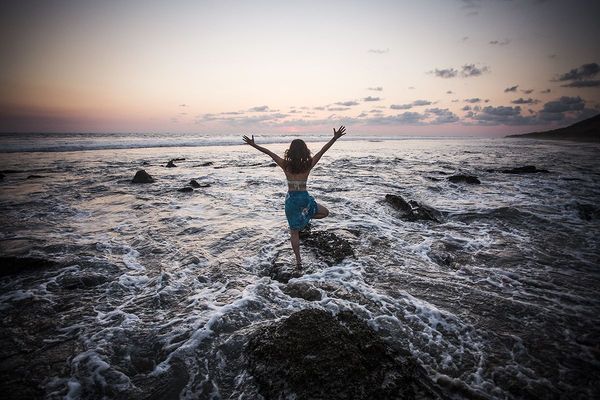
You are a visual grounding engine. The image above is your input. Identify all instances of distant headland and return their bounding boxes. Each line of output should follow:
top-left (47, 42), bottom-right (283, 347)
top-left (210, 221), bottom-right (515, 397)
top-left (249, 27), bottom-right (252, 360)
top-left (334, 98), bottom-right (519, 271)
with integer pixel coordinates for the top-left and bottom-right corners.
top-left (506, 114), bottom-right (600, 142)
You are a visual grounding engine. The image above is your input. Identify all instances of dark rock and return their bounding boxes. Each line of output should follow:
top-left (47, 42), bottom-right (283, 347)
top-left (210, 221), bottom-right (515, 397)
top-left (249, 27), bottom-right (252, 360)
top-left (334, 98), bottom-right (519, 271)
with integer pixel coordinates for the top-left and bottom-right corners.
top-left (0, 173), bottom-right (4, 180)
top-left (55, 271), bottom-right (109, 290)
top-left (189, 179), bottom-right (201, 188)
top-left (166, 160), bottom-right (177, 168)
top-left (247, 309), bottom-right (442, 400)
top-left (385, 194), bottom-right (442, 222)
top-left (425, 176), bottom-right (441, 181)
top-left (177, 187), bottom-right (193, 193)
top-left (501, 165), bottom-right (549, 174)
top-left (171, 157), bottom-right (185, 162)
top-left (301, 229), bottom-right (355, 266)
top-left (198, 161), bottom-right (214, 166)
top-left (283, 282), bottom-right (322, 301)
top-left (0, 169), bottom-right (22, 173)
top-left (269, 262), bottom-right (303, 284)
top-left (26, 174), bottom-right (44, 179)
top-left (132, 170), bottom-right (155, 183)
top-left (0, 257), bottom-right (58, 277)
top-left (141, 161), bottom-right (150, 165)
top-left (576, 203), bottom-right (600, 221)
top-left (448, 175), bottom-right (481, 184)
top-left (268, 162), bottom-right (277, 167)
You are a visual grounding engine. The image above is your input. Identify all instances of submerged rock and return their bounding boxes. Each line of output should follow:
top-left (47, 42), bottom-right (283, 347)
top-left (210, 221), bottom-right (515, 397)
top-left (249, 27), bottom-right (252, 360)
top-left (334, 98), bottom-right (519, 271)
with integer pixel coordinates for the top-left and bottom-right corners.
top-left (301, 229), bottom-right (355, 266)
top-left (166, 160), bottom-right (177, 168)
top-left (576, 203), bottom-right (600, 221)
top-left (247, 309), bottom-right (442, 400)
top-left (189, 179), bottom-right (201, 188)
top-left (385, 194), bottom-right (442, 222)
top-left (501, 165), bottom-right (549, 174)
top-left (26, 174), bottom-right (44, 179)
top-left (283, 281), bottom-right (322, 301)
top-left (132, 170), bottom-right (155, 183)
top-left (448, 175), bottom-right (481, 184)
top-left (177, 187), bottom-right (193, 193)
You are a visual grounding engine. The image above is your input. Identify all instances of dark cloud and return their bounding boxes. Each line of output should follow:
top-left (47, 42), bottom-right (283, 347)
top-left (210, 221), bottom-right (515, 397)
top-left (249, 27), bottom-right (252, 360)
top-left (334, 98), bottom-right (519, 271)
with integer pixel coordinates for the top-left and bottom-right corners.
top-left (555, 62), bottom-right (599, 81)
top-left (489, 39), bottom-right (510, 46)
top-left (179, 104), bottom-right (187, 107)
top-left (357, 112), bottom-right (368, 118)
top-left (368, 48), bottom-right (389, 54)
top-left (446, 90), bottom-right (454, 94)
top-left (368, 86), bottom-right (383, 91)
top-left (363, 96), bottom-right (381, 102)
top-left (511, 98), bottom-right (540, 105)
top-left (335, 100), bottom-right (359, 106)
top-left (222, 111), bottom-right (243, 115)
top-left (561, 80), bottom-right (600, 88)
top-left (464, 98), bottom-right (481, 103)
top-left (521, 89), bottom-right (533, 94)
top-left (504, 85), bottom-right (518, 92)
top-left (540, 96), bottom-right (584, 113)
top-left (540, 89), bottom-right (551, 93)
top-left (468, 105), bottom-right (536, 125)
top-left (313, 106), bottom-right (325, 111)
top-left (369, 109), bottom-right (383, 114)
top-left (288, 109), bottom-right (300, 114)
top-left (430, 64), bottom-right (488, 78)
top-left (426, 108), bottom-right (459, 124)
top-left (451, 99), bottom-right (459, 102)
top-left (327, 107), bottom-right (351, 111)
top-left (431, 68), bottom-right (458, 78)
top-left (462, 105), bottom-right (472, 111)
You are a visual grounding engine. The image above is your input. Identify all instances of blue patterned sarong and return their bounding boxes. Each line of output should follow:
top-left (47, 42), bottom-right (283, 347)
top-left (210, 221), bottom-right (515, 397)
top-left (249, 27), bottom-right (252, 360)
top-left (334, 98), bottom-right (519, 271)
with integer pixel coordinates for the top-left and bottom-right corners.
top-left (285, 191), bottom-right (318, 230)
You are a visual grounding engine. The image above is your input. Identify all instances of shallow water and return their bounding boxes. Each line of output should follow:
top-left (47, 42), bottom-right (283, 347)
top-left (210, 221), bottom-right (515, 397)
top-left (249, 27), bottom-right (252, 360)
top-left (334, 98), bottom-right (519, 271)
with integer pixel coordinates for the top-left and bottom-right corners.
top-left (1, 137), bottom-right (599, 399)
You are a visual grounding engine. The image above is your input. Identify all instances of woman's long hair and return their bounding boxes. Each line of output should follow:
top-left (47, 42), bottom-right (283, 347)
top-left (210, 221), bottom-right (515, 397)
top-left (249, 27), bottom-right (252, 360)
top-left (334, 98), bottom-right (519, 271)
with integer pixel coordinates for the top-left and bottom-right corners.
top-left (284, 139), bottom-right (312, 174)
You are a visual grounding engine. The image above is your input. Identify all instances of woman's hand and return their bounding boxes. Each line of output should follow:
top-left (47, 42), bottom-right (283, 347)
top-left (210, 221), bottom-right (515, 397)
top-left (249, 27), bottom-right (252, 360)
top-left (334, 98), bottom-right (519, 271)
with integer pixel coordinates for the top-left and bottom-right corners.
top-left (333, 126), bottom-right (346, 139)
top-left (242, 134), bottom-right (255, 146)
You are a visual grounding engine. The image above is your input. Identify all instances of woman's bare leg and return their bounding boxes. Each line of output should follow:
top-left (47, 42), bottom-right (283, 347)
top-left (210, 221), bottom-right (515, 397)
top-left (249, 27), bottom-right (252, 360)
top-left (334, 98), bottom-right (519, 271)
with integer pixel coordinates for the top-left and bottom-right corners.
top-left (290, 229), bottom-right (301, 267)
top-left (313, 203), bottom-right (329, 219)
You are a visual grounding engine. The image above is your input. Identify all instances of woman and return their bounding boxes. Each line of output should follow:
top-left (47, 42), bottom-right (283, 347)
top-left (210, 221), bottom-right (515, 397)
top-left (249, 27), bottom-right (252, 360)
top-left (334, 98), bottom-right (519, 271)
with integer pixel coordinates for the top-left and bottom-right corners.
top-left (242, 126), bottom-right (347, 267)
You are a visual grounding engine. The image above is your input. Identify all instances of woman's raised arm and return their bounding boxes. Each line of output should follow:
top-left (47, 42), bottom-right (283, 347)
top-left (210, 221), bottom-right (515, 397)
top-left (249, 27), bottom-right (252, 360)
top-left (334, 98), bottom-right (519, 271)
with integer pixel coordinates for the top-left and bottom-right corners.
top-left (310, 126), bottom-right (346, 168)
top-left (242, 135), bottom-right (285, 168)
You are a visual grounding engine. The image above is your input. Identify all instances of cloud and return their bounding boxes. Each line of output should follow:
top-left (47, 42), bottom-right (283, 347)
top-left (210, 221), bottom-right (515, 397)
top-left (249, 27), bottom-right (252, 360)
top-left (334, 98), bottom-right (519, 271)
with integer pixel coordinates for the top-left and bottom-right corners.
top-left (429, 64), bottom-right (489, 78)
top-left (461, 36), bottom-right (469, 42)
top-left (335, 100), bottom-right (359, 106)
top-left (357, 112), bottom-right (368, 118)
top-left (504, 85), bottom-right (518, 92)
top-left (511, 97), bottom-right (540, 105)
top-left (363, 96), bottom-right (381, 102)
top-left (179, 104), bottom-right (188, 107)
top-left (327, 107), bottom-right (351, 111)
top-left (408, 86), bottom-right (416, 90)
top-left (555, 62), bottom-right (599, 81)
top-left (540, 96), bottom-right (585, 113)
top-left (431, 68), bottom-right (458, 78)
top-left (248, 105), bottom-right (271, 112)
top-left (540, 89), bottom-right (551, 93)
top-left (521, 89), bottom-right (533, 94)
top-left (313, 106), bottom-right (325, 111)
top-left (561, 80), bottom-right (600, 88)
top-left (368, 48), bottom-right (389, 54)
top-left (389, 99), bottom-right (431, 110)
top-left (390, 104), bottom-right (412, 110)
top-left (462, 105), bottom-right (472, 111)
top-left (368, 86), bottom-right (383, 91)
top-left (426, 108), bottom-right (459, 124)
top-left (468, 105), bottom-right (537, 125)
top-left (489, 39), bottom-right (510, 46)
top-left (460, 64), bottom-right (489, 77)
top-left (464, 98), bottom-right (481, 103)
top-left (446, 90), bottom-right (454, 94)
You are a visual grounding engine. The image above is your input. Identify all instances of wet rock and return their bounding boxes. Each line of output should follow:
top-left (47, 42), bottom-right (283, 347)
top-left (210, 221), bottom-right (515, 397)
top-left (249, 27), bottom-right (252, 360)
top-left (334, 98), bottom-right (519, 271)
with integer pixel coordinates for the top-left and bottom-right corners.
top-left (283, 282), bottom-right (322, 301)
top-left (177, 187), bottom-right (193, 193)
top-left (501, 165), bottom-right (549, 174)
top-left (189, 179), bottom-right (210, 188)
top-left (132, 169), bottom-right (155, 183)
top-left (448, 175), bottom-right (481, 184)
top-left (171, 157), bottom-right (185, 162)
top-left (269, 262), bottom-right (303, 284)
top-left (55, 271), bottom-right (109, 290)
top-left (198, 161), bottom-right (213, 166)
top-left (26, 174), bottom-right (44, 179)
top-left (141, 161), bottom-right (150, 165)
top-left (166, 160), bottom-right (177, 168)
top-left (0, 257), bottom-right (58, 277)
top-left (268, 162), bottom-right (277, 167)
top-left (385, 194), bottom-right (442, 222)
top-left (0, 169), bottom-right (22, 173)
top-left (576, 203), bottom-right (600, 221)
top-left (301, 229), bottom-right (355, 266)
top-left (247, 309), bottom-right (441, 400)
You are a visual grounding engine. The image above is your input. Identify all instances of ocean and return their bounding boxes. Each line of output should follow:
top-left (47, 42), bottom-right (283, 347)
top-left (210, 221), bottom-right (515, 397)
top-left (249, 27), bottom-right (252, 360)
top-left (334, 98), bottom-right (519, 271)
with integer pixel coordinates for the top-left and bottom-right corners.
top-left (0, 133), bottom-right (599, 399)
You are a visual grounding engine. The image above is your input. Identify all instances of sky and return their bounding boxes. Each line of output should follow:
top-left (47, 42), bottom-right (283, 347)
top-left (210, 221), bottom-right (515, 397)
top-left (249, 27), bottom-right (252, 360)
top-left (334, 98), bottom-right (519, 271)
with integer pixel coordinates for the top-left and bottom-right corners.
top-left (1, 0), bottom-right (599, 136)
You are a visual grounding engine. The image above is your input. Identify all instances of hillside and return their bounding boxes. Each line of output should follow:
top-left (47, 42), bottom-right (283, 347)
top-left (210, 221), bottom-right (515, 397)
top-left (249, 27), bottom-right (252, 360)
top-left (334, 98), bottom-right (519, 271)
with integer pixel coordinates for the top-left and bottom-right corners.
top-left (506, 113), bottom-right (600, 142)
